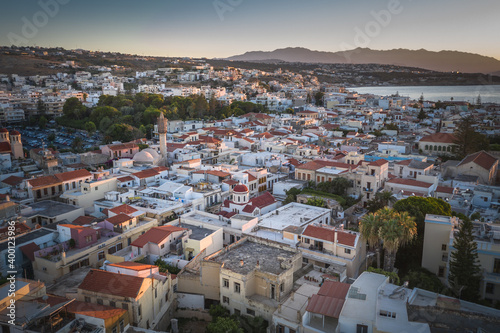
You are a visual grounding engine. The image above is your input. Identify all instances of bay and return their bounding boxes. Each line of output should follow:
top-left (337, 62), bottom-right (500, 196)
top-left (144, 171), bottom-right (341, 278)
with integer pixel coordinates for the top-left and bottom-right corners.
top-left (351, 85), bottom-right (500, 104)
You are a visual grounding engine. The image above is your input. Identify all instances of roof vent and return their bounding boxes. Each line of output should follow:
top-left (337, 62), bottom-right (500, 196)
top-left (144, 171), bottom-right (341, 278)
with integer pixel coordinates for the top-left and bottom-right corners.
top-left (240, 260), bottom-right (244, 267)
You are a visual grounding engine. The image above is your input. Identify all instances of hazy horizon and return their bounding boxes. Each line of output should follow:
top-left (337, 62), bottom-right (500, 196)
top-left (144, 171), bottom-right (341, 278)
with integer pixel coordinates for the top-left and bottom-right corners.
top-left (1, 0), bottom-right (499, 59)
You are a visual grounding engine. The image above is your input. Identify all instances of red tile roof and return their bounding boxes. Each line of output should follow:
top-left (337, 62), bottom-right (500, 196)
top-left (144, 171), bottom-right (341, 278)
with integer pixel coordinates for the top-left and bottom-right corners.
top-left (19, 242), bottom-right (40, 261)
top-left (27, 175), bottom-right (61, 188)
top-left (302, 225), bottom-right (356, 246)
top-left (131, 225), bottom-right (187, 248)
top-left (420, 133), bottom-right (456, 144)
top-left (305, 280), bottom-right (350, 318)
top-left (37, 295), bottom-right (127, 320)
top-left (109, 204), bottom-right (138, 215)
top-left (457, 151), bottom-right (498, 170)
top-left (78, 269), bottom-right (145, 298)
top-left (248, 191), bottom-right (276, 209)
top-left (108, 261), bottom-right (157, 271)
top-left (244, 172), bottom-right (257, 182)
top-left (117, 176), bottom-right (134, 182)
top-left (55, 169), bottom-right (92, 182)
top-left (192, 170), bottom-right (231, 178)
top-left (107, 142), bottom-right (138, 151)
top-left (435, 186), bottom-right (454, 194)
top-left (387, 178), bottom-right (433, 188)
top-left (368, 159), bottom-right (388, 167)
top-left (106, 213), bottom-right (132, 226)
top-left (72, 216), bottom-right (97, 226)
top-left (1, 175), bottom-right (24, 186)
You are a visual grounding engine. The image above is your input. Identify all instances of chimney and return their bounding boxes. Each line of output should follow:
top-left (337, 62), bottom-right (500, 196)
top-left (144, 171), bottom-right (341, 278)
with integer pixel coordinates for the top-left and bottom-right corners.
top-left (61, 251), bottom-right (66, 265)
top-left (256, 260), bottom-right (260, 269)
top-left (240, 260), bottom-right (244, 267)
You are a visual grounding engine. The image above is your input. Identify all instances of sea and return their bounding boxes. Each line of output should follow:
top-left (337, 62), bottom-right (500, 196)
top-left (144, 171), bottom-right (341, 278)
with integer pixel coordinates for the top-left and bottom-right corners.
top-left (351, 85), bottom-right (500, 104)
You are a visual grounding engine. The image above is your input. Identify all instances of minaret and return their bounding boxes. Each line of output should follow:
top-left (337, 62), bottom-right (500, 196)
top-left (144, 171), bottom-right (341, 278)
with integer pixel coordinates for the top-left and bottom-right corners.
top-left (157, 112), bottom-right (168, 162)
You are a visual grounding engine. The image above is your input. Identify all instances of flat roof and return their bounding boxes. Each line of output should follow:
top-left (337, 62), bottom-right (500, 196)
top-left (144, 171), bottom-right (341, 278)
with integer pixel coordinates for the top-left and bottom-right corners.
top-left (179, 223), bottom-right (215, 241)
top-left (22, 200), bottom-right (81, 218)
top-left (0, 228), bottom-right (53, 252)
top-left (209, 239), bottom-right (297, 275)
top-left (258, 203), bottom-right (329, 231)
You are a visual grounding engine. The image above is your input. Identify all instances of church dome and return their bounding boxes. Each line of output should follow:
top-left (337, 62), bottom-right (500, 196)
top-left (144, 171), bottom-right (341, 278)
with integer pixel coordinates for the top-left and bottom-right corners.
top-left (10, 130), bottom-right (20, 135)
top-left (133, 151), bottom-right (155, 163)
top-left (233, 184), bottom-right (249, 193)
top-left (0, 128), bottom-right (8, 133)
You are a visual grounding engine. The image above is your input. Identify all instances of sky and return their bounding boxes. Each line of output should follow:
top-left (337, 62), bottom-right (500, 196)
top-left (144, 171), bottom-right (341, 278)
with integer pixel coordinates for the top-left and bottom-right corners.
top-left (1, 0), bottom-right (499, 59)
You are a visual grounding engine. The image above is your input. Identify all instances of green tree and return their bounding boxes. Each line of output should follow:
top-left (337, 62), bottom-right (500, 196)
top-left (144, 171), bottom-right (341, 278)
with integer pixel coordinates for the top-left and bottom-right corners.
top-left (71, 137), bottom-right (83, 152)
top-left (453, 115), bottom-right (489, 158)
top-left (84, 121), bottom-right (96, 135)
top-left (47, 133), bottom-right (56, 142)
top-left (314, 91), bottom-right (324, 106)
top-left (393, 197), bottom-right (451, 275)
top-left (417, 108), bottom-right (427, 120)
top-left (305, 197), bottom-right (326, 208)
top-left (403, 267), bottom-right (446, 293)
top-left (207, 317), bottom-right (243, 333)
top-left (375, 190), bottom-right (396, 207)
top-left (378, 210), bottom-right (417, 272)
top-left (448, 219), bottom-right (482, 301)
top-left (283, 187), bottom-right (301, 205)
top-left (360, 212), bottom-right (383, 268)
top-left (39, 116), bottom-right (47, 129)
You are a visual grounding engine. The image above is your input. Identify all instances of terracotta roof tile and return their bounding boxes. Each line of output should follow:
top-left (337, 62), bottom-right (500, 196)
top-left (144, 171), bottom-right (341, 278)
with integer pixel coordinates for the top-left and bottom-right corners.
top-left (27, 175), bottom-right (61, 188)
top-left (109, 204), bottom-right (138, 215)
top-left (248, 192), bottom-right (276, 209)
top-left (108, 261), bottom-right (157, 271)
top-left (106, 213), bottom-right (132, 225)
top-left (419, 133), bottom-right (456, 144)
top-left (387, 178), bottom-right (433, 188)
top-left (55, 169), bottom-right (92, 182)
top-left (78, 269), bottom-right (145, 298)
top-left (457, 151), bottom-right (498, 170)
top-left (131, 225), bottom-right (187, 248)
top-left (1, 175), bottom-right (24, 186)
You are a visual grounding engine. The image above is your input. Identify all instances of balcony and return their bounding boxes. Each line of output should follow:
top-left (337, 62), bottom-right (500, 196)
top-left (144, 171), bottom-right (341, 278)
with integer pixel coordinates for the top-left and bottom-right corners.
top-left (363, 187), bottom-right (373, 192)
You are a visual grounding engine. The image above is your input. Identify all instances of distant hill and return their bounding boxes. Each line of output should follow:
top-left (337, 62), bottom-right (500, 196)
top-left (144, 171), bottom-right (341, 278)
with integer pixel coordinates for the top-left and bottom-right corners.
top-left (227, 47), bottom-right (500, 74)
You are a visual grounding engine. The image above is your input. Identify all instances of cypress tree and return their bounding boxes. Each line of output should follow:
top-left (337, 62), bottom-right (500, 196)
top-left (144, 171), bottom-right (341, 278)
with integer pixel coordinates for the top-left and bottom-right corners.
top-left (448, 219), bottom-right (482, 301)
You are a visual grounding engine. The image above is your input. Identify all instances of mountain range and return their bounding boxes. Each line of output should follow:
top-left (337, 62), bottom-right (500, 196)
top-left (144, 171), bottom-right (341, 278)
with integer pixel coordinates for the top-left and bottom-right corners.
top-left (226, 47), bottom-right (500, 74)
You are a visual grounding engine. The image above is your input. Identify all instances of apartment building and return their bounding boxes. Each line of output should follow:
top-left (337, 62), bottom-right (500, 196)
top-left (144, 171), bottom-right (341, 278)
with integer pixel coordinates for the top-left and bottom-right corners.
top-left (78, 264), bottom-right (175, 330)
top-left (32, 215), bottom-right (159, 283)
top-left (422, 214), bottom-right (500, 303)
top-left (205, 238), bottom-right (302, 322)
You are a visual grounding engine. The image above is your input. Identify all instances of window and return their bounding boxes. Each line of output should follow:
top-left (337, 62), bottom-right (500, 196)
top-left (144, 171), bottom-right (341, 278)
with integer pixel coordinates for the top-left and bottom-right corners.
top-left (438, 266), bottom-right (445, 277)
top-left (379, 310), bottom-right (397, 318)
top-left (98, 251), bottom-right (105, 260)
top-left (486, 283), bottom-right (495, 294)
top-left (138, 305), bottom-right (142, 317)
top-left (122, 303), bottom-right (128, 310)
top-left (85, 235), bottom-right (92, 243)
top-left (119, 320), bottom-right (124, 332)
top-left (223, 278), bottom-right (229, 288)
top-left (442, 254), bottom-right (448, 262)
top-left (161, 244), bottom-right (165, 249)
top-left (344, 248), bottom-right (351, 254)
top-left (112, 326), bottom-right (118, 333)
top-left (223, 296), bottom-right (230, 304)
top-left (441, 244), bottom-right (447, 251)
top-left (155, 289), bottom-right (157, 298)
top-left (246, 308), bottom-right (255, 316)
top-left (234, 309), bottom-right (240, 316)
top-left (109, 301), bottom-right (116, 307)
top-left (84, 296), bottom-right (90, 303)
top-left (97, 298), bottom-right (103, 305)
top-left (302, 258), bottom-right (309, 264)
top-left (280, 283), bottom-right (284, 293)
top-left (494, 258), bottom-right (500, 274)
top-left (304, 238), bottom-right (310, 244)
top-left (234, 282), bottom-right (241, 293)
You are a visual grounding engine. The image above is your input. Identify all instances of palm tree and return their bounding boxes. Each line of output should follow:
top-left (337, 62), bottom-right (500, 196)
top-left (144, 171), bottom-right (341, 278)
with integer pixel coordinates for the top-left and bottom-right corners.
top-left (359, 213), bottom-right (382, 268)
top-left (379, 210), bottom-right (417, 272)
top-left (375, 190), bottom-right (396, 207)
